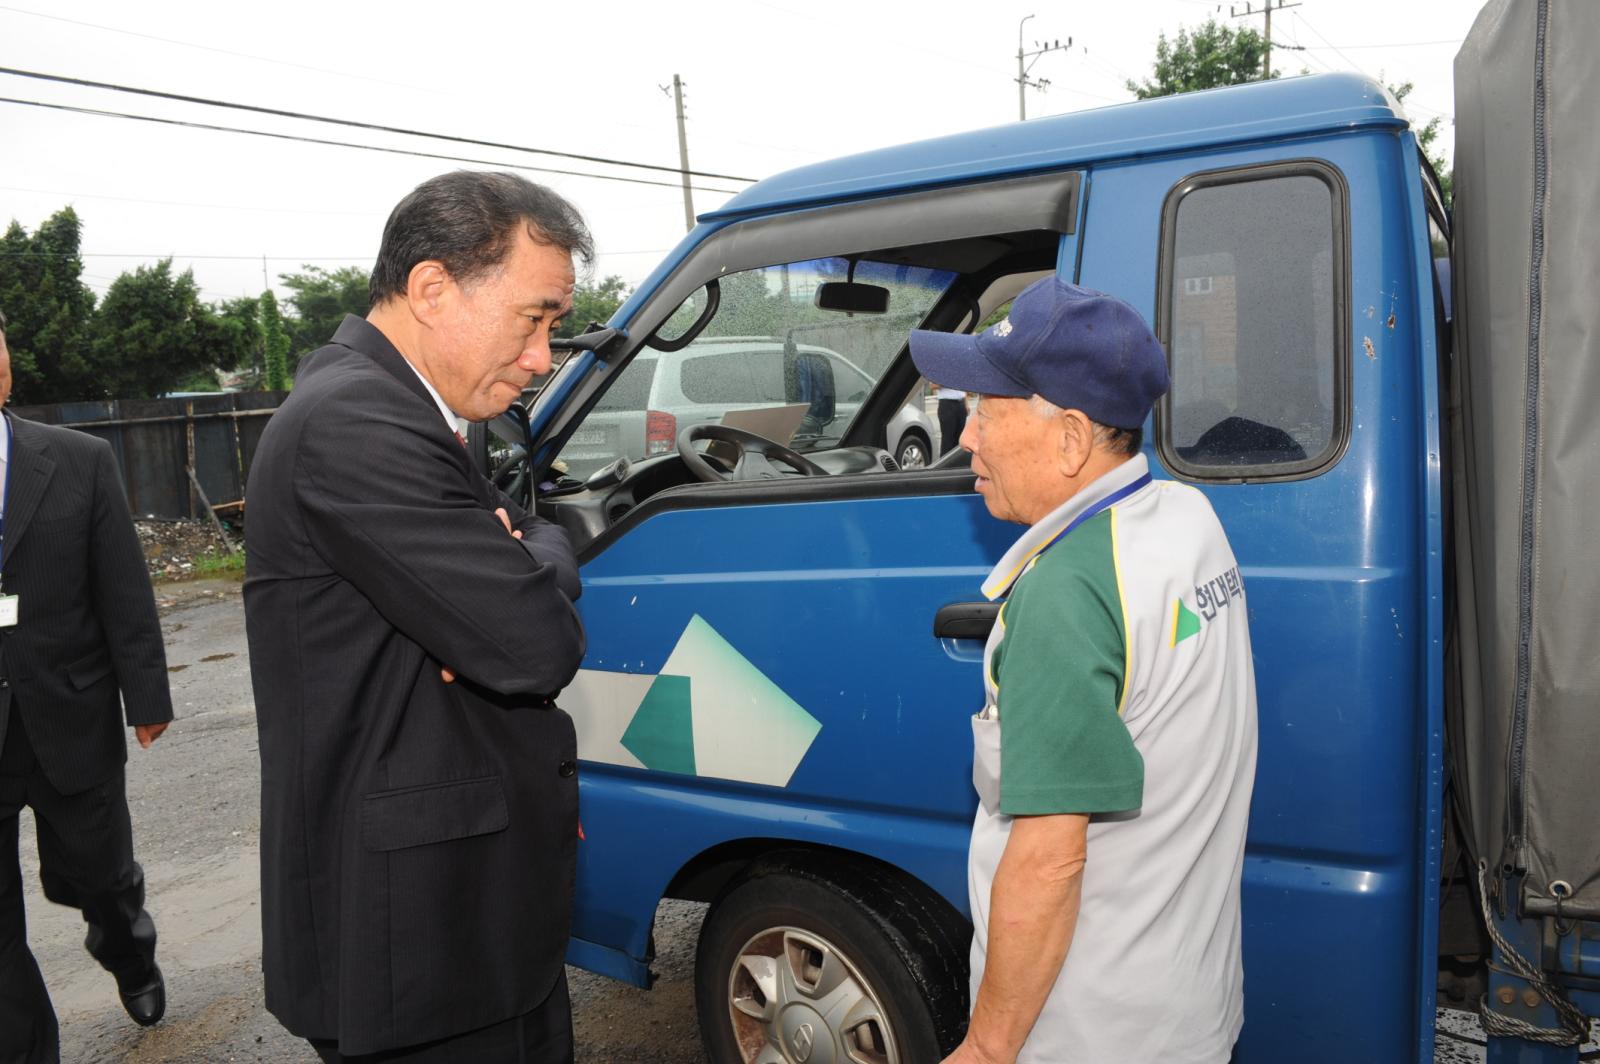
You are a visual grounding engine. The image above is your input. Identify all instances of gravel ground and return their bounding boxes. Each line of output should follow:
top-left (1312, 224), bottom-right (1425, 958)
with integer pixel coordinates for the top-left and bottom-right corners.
top-left (16, 576), bottom-right (1596, 1062)
top-left (134, 520), bottom-right (238, 582)
top-left (19, 578), bottom-right (711, 1064)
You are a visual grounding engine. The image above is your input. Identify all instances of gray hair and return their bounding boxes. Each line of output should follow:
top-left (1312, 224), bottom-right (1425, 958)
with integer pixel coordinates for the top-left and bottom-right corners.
top-left (1028, 394), bottom-right (1143, 456)
top-left (0, 306), bottom-right (7, 335)
top-left (369, 170), bottom-right (594, 308)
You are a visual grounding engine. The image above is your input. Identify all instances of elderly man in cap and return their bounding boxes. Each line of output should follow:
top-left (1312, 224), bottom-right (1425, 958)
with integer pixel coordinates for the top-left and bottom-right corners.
top-left (914, 277), bottom-right (1258, 1064)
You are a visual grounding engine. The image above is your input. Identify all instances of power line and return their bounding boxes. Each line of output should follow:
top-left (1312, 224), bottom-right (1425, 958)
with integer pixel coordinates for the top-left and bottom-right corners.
top-left (4, 249), bottom-right (675, 261)
top-left (1301, 38), bottom-right (1463, 50)
top-left (1, 6), bottom-right (831, 166)
top-left (0, 67), bottom-right (758, 183)
top-left (0, 185), bottom-right (385, 217)
top-left (1074, 48), bottom-right (1142, 98)
top-left (0, 5), bottom-right (428, 93)
top-left (1286, 11), bottom-right (1368, 78)
top-left (0, 251), bottom-right (372, 260)
top-left (0, 97), bottom-right (746, 195)
top-left (1289, 13), bottom-right (1453, 120)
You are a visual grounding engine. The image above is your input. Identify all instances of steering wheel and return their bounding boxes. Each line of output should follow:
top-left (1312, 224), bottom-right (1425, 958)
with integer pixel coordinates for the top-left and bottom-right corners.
top-left (678, 423), bottom-right (828, 483)
top-left (489, 444), bottom-right (530, 505)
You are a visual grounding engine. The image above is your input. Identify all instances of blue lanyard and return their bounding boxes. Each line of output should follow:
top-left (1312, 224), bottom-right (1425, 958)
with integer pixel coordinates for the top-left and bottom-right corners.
top-left (1033, 473), bottom-right (1153, 560)
top-left (0, 413), bottom-right (13, 578)
top-left (987, 472), bottom-right (1153, 599)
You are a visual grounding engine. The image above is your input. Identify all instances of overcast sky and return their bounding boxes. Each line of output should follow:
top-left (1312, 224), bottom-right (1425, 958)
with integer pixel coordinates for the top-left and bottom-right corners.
top-left (4, 0), bottom-right (1480, 312)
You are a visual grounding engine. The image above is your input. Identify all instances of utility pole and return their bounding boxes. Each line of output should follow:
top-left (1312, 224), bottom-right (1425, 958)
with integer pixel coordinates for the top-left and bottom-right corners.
top-left (662, 74), bottom-right (695, 232)
top-left (1016, 14), bottom-right (1071, 121)
top-left (1230, 0), bottom-right (1302, 80)
top-left (261, 255), bottom-right (269, 291)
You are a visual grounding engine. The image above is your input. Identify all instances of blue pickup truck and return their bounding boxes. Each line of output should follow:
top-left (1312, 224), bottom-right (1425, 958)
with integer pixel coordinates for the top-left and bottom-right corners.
top-left (478, 4), bottom-right (1600, 1059)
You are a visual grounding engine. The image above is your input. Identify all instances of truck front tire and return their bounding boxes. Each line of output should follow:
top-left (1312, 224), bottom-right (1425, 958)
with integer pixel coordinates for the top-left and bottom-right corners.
top-left (694, 860), bottom-right (969, 1064)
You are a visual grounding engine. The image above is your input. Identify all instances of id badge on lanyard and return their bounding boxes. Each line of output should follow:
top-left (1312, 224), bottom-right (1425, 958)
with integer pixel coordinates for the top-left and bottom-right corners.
top-left (0, 414), bottom-right (17, 628)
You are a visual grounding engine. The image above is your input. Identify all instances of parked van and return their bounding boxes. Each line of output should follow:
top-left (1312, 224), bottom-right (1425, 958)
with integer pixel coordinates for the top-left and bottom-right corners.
top-left (476, 8), bottom-right (1600, 1058)
top-left (560, 335), bottom-right (938, 480)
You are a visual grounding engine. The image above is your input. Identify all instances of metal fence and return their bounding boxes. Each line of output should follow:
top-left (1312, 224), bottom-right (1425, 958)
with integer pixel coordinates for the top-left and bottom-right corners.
top-left (11, 391), bottom-right (287, 520)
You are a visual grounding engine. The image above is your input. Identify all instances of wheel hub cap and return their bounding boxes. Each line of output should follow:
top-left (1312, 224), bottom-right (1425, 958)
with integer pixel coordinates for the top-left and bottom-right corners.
top-left (727, 926), bottom-right (897, 1064)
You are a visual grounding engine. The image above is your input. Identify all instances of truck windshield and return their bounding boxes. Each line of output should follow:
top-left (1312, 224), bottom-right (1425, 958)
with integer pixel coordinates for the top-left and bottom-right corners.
top-left (560, 257), bottom-right (955, 477)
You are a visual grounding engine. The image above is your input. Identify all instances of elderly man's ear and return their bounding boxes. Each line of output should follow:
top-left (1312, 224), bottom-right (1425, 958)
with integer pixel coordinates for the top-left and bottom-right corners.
top-left (405, 260), bottom-right (452, 325)
top-left (1055, 409), bottom-right (1097, 478)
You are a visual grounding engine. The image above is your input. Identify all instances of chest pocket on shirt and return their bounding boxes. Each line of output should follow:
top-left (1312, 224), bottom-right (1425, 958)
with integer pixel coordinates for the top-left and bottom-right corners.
top-left (972, 714), bottom-right (1003, 816)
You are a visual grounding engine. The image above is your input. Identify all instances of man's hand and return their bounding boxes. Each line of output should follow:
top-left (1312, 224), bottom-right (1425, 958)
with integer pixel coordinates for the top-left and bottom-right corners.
top-left (440, 507), bottom-right (526, 684)
top-left (494, 507), bottom-right (524, 540)
top-left (941, 1040), bottom-right (1008, 1064)
top-left (134, 723), bottom-right (169, 748)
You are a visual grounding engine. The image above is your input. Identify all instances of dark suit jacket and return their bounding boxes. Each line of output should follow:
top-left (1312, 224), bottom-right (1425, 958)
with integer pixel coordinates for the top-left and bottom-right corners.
top-left (0, 412), bottom-right (173, 794)
top-left (243, 316), bottom-right (586, 1055)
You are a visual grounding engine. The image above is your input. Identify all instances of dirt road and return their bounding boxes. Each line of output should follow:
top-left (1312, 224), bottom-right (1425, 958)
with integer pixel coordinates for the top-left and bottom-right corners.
top-left (20, 579), bottom-right (709, 1064)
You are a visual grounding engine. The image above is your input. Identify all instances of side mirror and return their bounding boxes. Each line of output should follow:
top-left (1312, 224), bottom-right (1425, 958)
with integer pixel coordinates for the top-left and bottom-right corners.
top-left (814, 281), bottom-right (889, 314)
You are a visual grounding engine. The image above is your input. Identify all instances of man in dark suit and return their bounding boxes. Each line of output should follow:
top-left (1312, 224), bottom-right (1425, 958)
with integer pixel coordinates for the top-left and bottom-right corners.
top-left (0, 308), bottom-right (174, 1064)
top-left (244, 171), bottom-right (590, 1063)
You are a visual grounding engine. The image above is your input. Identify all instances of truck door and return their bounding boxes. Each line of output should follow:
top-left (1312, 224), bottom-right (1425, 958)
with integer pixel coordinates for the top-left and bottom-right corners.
top-left (1079, 143), bottom-right (1440, 1064)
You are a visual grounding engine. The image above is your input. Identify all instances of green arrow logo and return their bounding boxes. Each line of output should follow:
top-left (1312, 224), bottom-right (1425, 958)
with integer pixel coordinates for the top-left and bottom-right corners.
top-left (1171, 598), bottom-right (1202, 646)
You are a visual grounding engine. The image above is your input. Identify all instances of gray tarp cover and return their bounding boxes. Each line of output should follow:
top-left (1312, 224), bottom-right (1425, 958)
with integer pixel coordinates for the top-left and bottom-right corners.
top-left (1452, 0), bottom-right (1600, 918)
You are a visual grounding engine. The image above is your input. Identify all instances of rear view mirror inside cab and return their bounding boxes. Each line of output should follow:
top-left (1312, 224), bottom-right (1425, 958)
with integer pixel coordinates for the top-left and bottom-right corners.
top-left (814, 281), bottom-right (890, 314)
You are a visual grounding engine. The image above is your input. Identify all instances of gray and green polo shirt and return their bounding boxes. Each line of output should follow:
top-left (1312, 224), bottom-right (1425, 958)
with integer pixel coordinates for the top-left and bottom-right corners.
top-left (967, 454), bottom-right (1259, 1062)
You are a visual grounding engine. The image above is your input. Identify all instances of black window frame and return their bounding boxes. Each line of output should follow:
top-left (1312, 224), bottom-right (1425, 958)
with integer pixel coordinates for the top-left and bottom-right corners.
top-left (1154, 159), bottom-right (1352, 483)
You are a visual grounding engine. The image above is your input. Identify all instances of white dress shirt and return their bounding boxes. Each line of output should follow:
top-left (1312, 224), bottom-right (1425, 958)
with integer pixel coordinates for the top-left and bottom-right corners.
top-left (403, 360), bottom-right (465, 437)
top-left (0, 410), bottom-right (11, 520)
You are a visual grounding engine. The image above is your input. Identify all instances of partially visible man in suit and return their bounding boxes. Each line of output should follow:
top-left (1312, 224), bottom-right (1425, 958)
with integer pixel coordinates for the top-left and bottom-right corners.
top-left (244, 171), bottom-right (590, 1063)
top-left (0, 307), bottom-right (174, 1064)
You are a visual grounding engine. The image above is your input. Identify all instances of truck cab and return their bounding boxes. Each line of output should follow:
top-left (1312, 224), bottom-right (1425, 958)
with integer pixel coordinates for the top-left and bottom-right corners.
top-left (481, 58), bottom-right (1591, 1062)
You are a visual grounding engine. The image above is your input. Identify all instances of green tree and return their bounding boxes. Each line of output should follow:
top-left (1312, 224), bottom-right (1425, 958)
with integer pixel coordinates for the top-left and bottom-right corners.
top-left (92, 261), bottom-right (250, 398)
top-left (1389, 80), bottom-right (1452, 207)
top-left (218, 295), bottom-right (265, 388)
top-left (279, 265), bottom-right (370, 369)
top-left (0, 208), bottom-right (99, 405)
top-left (88, 259), bottom-right (254, 399)
top-left (259, 289), bottom-right (292, 392)
top-left (557, 274), bottom-right (632, 339)
top-left (1127, 19), bottom-right (1275, 99)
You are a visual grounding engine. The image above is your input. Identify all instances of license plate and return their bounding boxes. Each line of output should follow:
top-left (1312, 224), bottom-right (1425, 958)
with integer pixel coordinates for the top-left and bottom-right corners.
top-left (568, 429), bottom-right (605, 446)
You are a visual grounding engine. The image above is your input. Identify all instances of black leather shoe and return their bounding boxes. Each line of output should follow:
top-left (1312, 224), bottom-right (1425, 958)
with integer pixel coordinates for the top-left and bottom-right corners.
top-left (117, 963), bottom-right (166, 1026)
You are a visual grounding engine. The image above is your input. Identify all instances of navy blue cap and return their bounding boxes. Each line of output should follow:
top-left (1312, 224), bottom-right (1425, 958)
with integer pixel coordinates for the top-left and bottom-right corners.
top-left (909, 277), bottom-right (1170, 429)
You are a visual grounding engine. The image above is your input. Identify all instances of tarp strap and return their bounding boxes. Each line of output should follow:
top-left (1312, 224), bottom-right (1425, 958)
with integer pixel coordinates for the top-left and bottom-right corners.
top-left (1475, 861), bottom-right (1589, 1046)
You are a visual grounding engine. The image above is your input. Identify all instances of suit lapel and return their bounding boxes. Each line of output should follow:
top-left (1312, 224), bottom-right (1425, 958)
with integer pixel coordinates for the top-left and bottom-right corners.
top-left (2, 414), bottom-right (57, 569)
top-left (332, 315), bottom-right (439, 412)
top-left (330, 315), bottom-right (475, 478)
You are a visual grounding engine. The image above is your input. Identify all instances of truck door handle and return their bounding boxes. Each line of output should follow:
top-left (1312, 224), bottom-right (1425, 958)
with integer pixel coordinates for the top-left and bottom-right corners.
top-left (934, 602), bottom-right (999, 640)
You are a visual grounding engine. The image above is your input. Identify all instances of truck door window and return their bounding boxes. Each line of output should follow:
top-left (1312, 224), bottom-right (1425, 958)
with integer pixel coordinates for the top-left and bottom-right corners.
top-left (1157, 162), bottom-right (1349, 480)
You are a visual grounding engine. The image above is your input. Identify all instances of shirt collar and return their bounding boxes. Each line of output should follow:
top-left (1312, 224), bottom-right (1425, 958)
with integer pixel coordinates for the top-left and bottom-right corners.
top-left (402, 359), bottom-right (460, 434)
top-left (981, 453), bottom-right (1151, 601)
